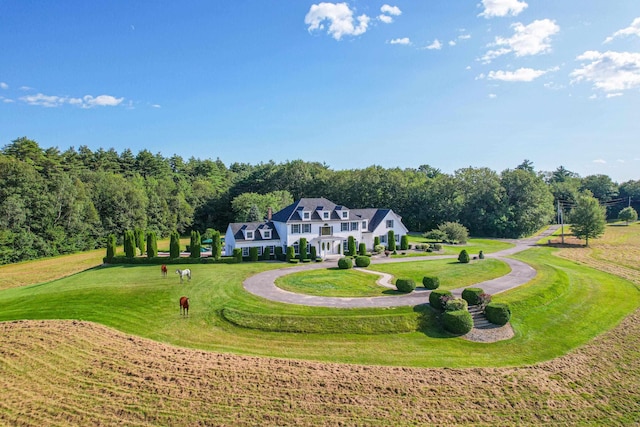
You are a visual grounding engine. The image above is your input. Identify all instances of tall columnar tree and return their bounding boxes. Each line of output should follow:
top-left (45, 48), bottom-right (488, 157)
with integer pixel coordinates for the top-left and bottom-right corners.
top-left (569, 191), bottom-right (606, 247)
top-left (299, 238), bottom-right (307, 260)
top-left (211, 230), bottom-right (222, 260)
top-left (618, 206), bottom-right (638, 225)
top-left (106, 233), bottom-right (116, 261)
top-left (135, 228), bottom-right (145, 255)
top-left (170, 231), bottom-right (181, 259)
top-left (124, 230), bottom-right (136, 258)
top-left (387, 230), bottom-right (396, 251)
top-left (146, 231), bottom-right (157, 258)
top-left (348, 236), bottom-right (356, 257)
top-left (374, 236), bottom-right (380, 247)
top-left (190, 230), bottom-right (201, 258)
top-left (400, 235), bottom-right (409, 250)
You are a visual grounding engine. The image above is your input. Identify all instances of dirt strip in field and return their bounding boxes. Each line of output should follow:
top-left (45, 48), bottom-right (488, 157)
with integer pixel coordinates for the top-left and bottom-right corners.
top-left (1, 315), bottom-right (639, 426)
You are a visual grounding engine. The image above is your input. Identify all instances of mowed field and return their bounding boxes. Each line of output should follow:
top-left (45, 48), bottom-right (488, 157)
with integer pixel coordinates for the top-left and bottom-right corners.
top-left (1, 228), bottom-right (640, 425)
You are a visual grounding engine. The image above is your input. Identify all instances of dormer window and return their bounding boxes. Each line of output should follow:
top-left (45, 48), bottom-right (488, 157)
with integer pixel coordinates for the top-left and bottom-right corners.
top-left (245, 230), bottom-right (254, 240)
top-left (341, 211), bottom-right (348, 219)
top-left (263, 230), bottom-right (271, 239)
top-left (323, 211), bottom-right (329, 219)
top-left (303, 211), bottom-right (311, 220)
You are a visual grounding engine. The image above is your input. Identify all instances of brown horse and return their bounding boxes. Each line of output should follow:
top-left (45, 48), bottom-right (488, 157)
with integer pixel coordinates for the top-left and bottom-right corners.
top-left (161, 264), bottom-right (168, 277)
top-left (179, 296), bottom-right (189, 316)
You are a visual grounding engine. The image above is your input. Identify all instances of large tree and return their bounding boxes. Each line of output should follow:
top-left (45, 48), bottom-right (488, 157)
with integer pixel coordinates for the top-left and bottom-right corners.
top-left (569, 191), bottom-right (606, 247)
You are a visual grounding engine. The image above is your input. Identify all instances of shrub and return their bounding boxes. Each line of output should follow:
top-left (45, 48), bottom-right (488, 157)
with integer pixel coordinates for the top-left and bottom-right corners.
top-left (233, 248), bottom-right (243, 263)
top-left (136, 228), bottom-right (145, 256)
top-left (249, 247), bottom-right (259, 261)
top-left (106, 233), bottom-right (116, 261)
top-left (432, 243), bottom-right (442, 251)
top-left (262, 246), bottom-right (271, 261)
top-left (445, 298), bottom-right (468, 312)
top-left (423, 229), bottom-right (447, 242)
top-left (374, 236), bottom-right (380, 247)
top-left (146, 231), bottom-right (157, 258)
top-left (374, 244), bottom-right (385, 253)
top-left (478, 250), bottom-right (485, 260)
top-left (190, 230), bottom-right (201, 259)
top-left (275, 246), bottom-right (284, 261)
top-left (286, 246), bottom-right (295, 262)
top-left (458, 249), bottom-right (470, 263)
top-left (400, 235), bottom-right (409, 250)
top-left (124, 230), bottom-right (136, 258)
top-left (395, 278), bottom-right (416, 293)
top-left (310, 245), bottom-right (317, 261)
top-left (422, 276), bottom-right (440, 289)
top-left (355, 256), bottom-right (370, 267)
top-left (169, 231), bottom-right (181, 259)
top-left (338, 257), bottom-right (353, 269)
top-left (211, 230), bottom-right (222, 260)
top-left (462, 288), bottom-right (484, 306)
top-left (429, 290), bottom-right (453, 310)
top-left (485, 303), bottom-right (511, 325)
top-left (387, 230), bottom-right (396, 251)
top-left (442, 310), bottom-right (473, 335)
top-left (478, 293), bottom-right (492, 308)
top-left (438, 221), bottom-right (469, 244)
top-left (358, 243), bottom-right (367, 256)
top-left (299, 238), bottom-right (308, 261)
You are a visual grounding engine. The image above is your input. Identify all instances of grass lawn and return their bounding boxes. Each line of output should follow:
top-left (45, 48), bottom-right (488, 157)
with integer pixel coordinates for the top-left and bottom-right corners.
top-left (1, 236), bottom-right (639, 368)
top-left (402, 235), bottom-right (515, 257)
top-left (275, 268), bottom-right (397, 297)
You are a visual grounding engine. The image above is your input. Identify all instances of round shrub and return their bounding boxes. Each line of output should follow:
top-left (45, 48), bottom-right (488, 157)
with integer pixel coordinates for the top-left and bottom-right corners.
top-left (337, 257), bottom-right (353, 269)
top-left (461, 287), bottom-right (484, 306)
top-left (442, 310), bottom-right (473, 335)
top-left (478, 250), bottom-right (485, 259)
top-left (484, 303), bottom-right (511, 325)
top-left (374, 244), bottom-right (385, 253)
top-left (395, 278), bottom-right (416, 293)
top-left (429, 289), bottom-right (453, 310)
top-left (433, 243), bottom-right (442, 251)
top-left (355, 256), bottom-right (371, 267)
top-left (422, 276), bottom-right (440, 290)
top-left (445, 298), bottom-right (468, 312)
top-left (458, 249), bottom-right (470, 263)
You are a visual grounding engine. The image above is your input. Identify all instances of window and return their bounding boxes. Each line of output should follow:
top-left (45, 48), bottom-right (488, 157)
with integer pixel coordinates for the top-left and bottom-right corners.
top-left (302, 224), bottom-right (311, 233)
top-left (395, 234), bottom-right (400, 242)
top-left (266, 245), bottom-right (275, 256)
top-left (257, 246), bottom-right (263, 255)
top-left (246, 231), bottom-right (254, 240)
top-left (303, 211), bottom-right (310, 220)
top-left (263, 230), bottom-right (271, 239)
top-left (380, 234), bottom-right (387, 243)
top-left (242, 247), bottom-right (249, 257)
top-left (291, 224), bottom-right (300, 234)
top-left (321, 226), bottom-right (332, 236)
top-left (341, 222), bottom-right (349, 232)
top-left (362, 221), bottom-right (367, 230)
top-left (342, 211), bottom-right (348, 219)
top-left (293, 242), bottom-right (299, 254)
top-left (386, 220), bottom-right (394, 228)
top-left (350, 222), bottom-right (359, 231)
top-left (323, 211), bottom-right (329, 219)
top-left (343, 240), bottom-right (349, 252)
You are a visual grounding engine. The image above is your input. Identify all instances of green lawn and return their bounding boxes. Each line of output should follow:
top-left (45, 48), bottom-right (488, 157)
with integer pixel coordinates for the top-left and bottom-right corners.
top-left (275, 268), bottom-right (399, 297)
top-left (402, 235), bottom-right (515, 257)
top-left (0, 245), bottom-right (638, 368)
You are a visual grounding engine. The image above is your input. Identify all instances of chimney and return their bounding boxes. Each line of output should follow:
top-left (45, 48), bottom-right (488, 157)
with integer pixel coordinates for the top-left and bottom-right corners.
top-left (267, 207), bottom-right (272, 221)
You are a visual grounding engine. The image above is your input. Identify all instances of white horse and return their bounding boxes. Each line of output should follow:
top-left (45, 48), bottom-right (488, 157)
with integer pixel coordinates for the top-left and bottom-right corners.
top-left (176, 268), bottom-right (191, 283)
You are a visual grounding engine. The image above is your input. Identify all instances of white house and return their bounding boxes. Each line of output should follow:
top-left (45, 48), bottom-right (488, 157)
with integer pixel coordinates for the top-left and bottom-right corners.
top-left (224, 197), bottom-right (408, 258)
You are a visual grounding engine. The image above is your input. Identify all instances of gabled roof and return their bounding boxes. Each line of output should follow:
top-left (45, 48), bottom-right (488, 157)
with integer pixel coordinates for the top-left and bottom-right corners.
top-left (272, 198), bottom-right (342, 222)
top-left (227, 221), bottom-right (280, 242)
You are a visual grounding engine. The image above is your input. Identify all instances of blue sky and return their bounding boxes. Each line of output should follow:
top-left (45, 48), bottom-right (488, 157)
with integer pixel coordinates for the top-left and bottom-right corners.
top-left (1, 1), bottom-right (640, 182)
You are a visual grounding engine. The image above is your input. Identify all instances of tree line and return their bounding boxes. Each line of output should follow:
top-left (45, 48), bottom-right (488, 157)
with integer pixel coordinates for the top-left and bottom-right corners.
top-left (1, 137), bottom-right (638, 265)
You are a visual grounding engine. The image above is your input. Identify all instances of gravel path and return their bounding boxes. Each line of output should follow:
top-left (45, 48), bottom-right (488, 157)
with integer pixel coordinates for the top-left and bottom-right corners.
top-left (243, 226), bottom-right (560, 308)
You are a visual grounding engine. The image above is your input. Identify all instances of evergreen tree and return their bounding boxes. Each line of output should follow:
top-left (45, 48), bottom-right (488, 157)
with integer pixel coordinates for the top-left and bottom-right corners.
top-left (135, 228), bottom-right (145, 255)
top-left (170, 231), bottom-right (181, 258)
top-left (387, 230), bottom-right (396, 251)
top-left (106, 233), bottom-right (116, 260)
top-left (124, 230), bottom-right (136, 258)
top-left (146, 231), bottom-right (157, 258)
top-left (348, 236), bottom-right (356, 256)
top-left (299, 238), bottom-right (307, 260)
top-left (211, 230), bottom-right (222, 260)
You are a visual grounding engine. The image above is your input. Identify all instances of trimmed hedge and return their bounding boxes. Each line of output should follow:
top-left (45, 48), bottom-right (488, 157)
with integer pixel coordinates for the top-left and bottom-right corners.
top-left (429, 289), bottom-right (453, 310)
top-left (458, 249), bottom-right (470, 263)
top-left (249, 247), bottom-right (259, 262)
top-left (462, 287), bottom-right (484, 306)
top-left (422, 276), bottom-right (440, 290)
top-left (233, 248), bottom-right (243, 263)
top-left (337, 257), bottom-right (353, 269)
top-left (358, 243), bottom-right (367, 256)
top-left (103, 256), bottom-right (236, 265)
top-left (395, 278), bottom-right (416, 293)
top-left (485, 302), bottom-right (511, 325)
top-left (355, 256), bottom-right (370, 267)
top-left (400, 235), bottom-right (409, 250)
top-left (442, 310), bottom-right (473, 335)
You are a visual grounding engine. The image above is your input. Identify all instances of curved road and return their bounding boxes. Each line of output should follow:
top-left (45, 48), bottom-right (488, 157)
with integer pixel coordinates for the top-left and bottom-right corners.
top-left (243, 226), bottom-right (559, 308)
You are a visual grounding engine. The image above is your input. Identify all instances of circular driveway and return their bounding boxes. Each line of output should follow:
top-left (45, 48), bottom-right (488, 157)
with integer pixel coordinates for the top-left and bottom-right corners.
top-left (243, 226), bottom-right (558, 308)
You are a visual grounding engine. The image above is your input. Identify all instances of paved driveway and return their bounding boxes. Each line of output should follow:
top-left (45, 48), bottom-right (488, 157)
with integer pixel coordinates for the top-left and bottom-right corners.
top-left (243, 226), bottom-right (559, 308)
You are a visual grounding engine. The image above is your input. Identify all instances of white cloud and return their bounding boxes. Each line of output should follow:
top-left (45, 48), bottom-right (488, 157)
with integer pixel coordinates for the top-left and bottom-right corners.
top-left (479, 0), bottom-right (528, 18)
top-left (390, 37), bottom-right (411, 45)
top-left (379, 14), bottom-right (393, 24)
top-left (485, 67), bottom-right (548, 82)
top-left (381, 5), bottom-right (401, 16)
top-left (425, 39), bottom-right (442, 50)
top-left (589, 94), bottom-right (598, 99)
top-left (0, 82), bottom-right (8, 90)
top-left (151, 104), bottom-right (161, 108)
top-left (466, 65), bottom-right (472, 70)
top-left (488, 93), bottom-right (498, 98)
top-left (481, 19), bottom-right (560, 62)
top-left (449, 40), bottom-right (457, 46)
top-left (606, 92), bottom-right (623, 98)
top-left (571, 50), bottom-right (640, 92)
top-left (19, 92), bottom-right (124, 108)
top-left (459, 34), bottom-right (471, 40)
top-left (20, 86), bottom-right (33, 91)
top-left (604, 17), bottom-right (640, 44)
top-left (593, 159), bottom-right (607, 164)
top-left (305, 3), bottom-right (370, 40)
